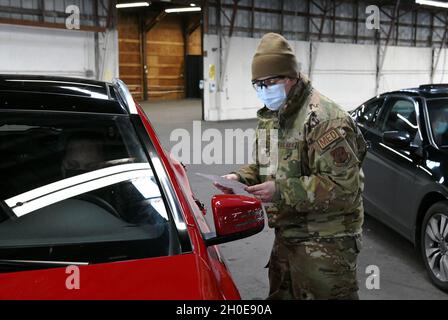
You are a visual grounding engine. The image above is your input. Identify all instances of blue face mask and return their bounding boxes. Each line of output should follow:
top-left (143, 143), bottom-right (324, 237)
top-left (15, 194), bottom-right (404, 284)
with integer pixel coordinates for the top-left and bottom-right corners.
top-left (434, 122), bottom-right (448, 135)
top-left (256, 83), bottom-right (287, 111)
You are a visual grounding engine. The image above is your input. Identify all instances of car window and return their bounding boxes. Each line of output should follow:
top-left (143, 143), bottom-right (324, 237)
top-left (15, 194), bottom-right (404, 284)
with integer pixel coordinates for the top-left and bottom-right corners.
top-left (0, 112), bottom-right (180, 272)
top-left (427, 98), bottom-right (448, 148)
top-left (356, 98), bottom-right (384, 128)
top-left (378, 98), bottom-right (418, 140)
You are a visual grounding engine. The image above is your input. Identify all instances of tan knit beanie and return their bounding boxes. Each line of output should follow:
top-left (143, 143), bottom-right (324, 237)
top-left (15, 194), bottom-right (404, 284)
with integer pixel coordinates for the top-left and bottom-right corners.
top-left (251, 33), bottom-right (299, 81)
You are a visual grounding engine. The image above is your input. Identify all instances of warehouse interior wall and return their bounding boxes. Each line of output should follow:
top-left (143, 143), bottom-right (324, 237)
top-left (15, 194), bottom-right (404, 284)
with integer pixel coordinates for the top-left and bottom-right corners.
top-left (147, 15), bottom-right (186, 101)
top-left (203, 34), bottom-right (448, 121)
top-left (99, 29), bottom-right (120, 82)
top-left (118, 11), bottom-right (202, 102)
top-left (118, 13), bottom-right (142, 99)
top-left (0, 24), bottom-right (118, 81)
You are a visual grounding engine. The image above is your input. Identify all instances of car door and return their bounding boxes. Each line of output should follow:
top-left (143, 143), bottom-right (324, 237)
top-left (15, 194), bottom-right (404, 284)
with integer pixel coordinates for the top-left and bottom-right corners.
top-left (353, 97), bottom-right (384, 209)
top-left (362, 95), bottom-right (421, 238)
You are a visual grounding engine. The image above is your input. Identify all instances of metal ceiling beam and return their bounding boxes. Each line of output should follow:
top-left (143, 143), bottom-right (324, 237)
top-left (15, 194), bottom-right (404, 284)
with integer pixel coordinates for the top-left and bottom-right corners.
top-left (38, 0), bottom-right (44, 23)
top-left (429, 12), bottom-right (434, 47)
top-left (413, 9), bottom-right (418, 47)
top-left (431, 12), bottom-right (448, 83)
top-left (228, 0), bottom-right (240, 38)
top-left (144, 10), bottom-right (167, 33)
top-left (306, 0), bottom-right (311, 41)
top-left (376, 0), bottom-right (401, 94)
top-left (205, 0), bottom-right (448, 49)
top-left (187, 16), bottom-right (201, 36)
top-left (208, 1), bottom-right (446, 34)
top-left (0, 5), bottom-right (108, 22)
top-left (106, 0), bottom-right (117, 29)
top-left (280, 0), bottom-right (285, 35)
top-left (251, 0), bottom-right (255, 38)
top-left (317, 0), bottom-right (330, 41)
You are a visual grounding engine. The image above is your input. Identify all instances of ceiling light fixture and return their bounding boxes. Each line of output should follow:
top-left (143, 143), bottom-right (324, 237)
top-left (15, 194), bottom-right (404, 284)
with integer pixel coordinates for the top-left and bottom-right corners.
top-left (116, 2), bottom-right (150, 9)
top-left (165, 7), bottom-right (202, 13)
top-left (415, 0), bottom-right (448, 9)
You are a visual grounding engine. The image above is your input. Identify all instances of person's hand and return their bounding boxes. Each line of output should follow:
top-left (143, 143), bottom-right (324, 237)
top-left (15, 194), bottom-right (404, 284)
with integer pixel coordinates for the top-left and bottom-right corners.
top-left (245, 181), bottom-right (276, 202)
top-left (213, 174), bottom-right (239, 194)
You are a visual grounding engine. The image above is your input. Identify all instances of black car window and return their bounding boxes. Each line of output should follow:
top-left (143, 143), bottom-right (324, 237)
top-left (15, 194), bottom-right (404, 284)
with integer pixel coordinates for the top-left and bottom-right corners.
top-left (0, 112), bottom-right (180, 273)
top-left (427, 98), bottom-right (448, 148)
top-left (378, 98), bottom-right (418, 140)
top-left (356, 98), bottom-right (384, 128)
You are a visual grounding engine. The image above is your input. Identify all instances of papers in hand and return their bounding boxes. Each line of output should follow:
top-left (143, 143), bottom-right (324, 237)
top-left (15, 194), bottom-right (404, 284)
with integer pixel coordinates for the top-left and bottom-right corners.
top-left (196, 173), bottom-right (251, 196)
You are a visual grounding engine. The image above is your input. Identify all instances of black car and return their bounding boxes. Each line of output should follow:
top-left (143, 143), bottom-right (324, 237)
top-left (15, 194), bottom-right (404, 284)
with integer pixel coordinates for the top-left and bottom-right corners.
top-left (352, 84), bottom-right (448, 292)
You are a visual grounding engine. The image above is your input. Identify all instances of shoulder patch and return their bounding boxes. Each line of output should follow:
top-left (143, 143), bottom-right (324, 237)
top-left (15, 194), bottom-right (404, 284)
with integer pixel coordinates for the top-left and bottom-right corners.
top-left (316, 129), bottom-right (342, 151)
top-left (308, 110), bottom-right (320, 129)
top-left (330, 146), bottom-right (350, 165)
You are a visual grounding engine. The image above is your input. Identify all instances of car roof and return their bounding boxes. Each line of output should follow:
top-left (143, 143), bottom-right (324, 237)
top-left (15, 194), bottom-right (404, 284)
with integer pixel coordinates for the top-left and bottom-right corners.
top-left (0, 74), bottom-right (132, 115)
top-left (380, 84), bottom-right (448, 99)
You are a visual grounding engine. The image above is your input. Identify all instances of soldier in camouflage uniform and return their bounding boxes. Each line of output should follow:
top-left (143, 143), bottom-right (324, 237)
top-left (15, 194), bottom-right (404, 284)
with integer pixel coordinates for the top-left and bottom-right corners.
top-left (215, 33), bottom-right (367, 300)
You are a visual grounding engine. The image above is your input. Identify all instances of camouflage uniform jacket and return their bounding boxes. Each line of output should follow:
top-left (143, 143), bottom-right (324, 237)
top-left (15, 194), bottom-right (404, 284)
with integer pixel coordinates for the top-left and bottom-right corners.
top-left (235, 75), bottom-right (367, 240)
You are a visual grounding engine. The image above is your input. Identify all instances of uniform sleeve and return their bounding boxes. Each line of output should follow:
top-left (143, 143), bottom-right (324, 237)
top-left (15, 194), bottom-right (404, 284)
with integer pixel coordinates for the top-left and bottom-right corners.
top-left (232, 126), bottom-right (261, 186)
top-left (274, 117), bottom-right (366, 213)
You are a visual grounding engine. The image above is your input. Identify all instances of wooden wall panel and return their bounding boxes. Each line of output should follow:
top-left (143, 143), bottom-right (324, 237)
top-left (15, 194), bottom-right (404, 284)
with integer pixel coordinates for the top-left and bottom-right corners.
top-left (118, 12), bottom-right (202, 102)
top-left (188, 26), bottom-right (202, 56)
top-left (118, 12), bottom-right (143, 100)
top-left (147, 15), bottom-right (185, 101)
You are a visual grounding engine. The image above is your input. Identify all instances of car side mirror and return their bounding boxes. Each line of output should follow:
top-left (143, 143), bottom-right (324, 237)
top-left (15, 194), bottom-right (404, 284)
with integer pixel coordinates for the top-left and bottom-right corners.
top-left (203, 194), bottom-right (265, 246)
top-left (383, 131), bottom-right (411, 149)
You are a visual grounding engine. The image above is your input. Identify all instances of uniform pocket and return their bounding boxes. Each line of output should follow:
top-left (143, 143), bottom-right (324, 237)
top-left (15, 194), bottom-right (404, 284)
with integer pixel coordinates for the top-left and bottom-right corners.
top-left (337, 236), bottom-right (361, 271)
top-left (277, 146), bottom-right (301, 178)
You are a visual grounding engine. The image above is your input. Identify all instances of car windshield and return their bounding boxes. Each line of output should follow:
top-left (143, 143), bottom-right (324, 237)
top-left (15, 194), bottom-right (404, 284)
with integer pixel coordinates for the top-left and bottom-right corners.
top-left (0, 112), bottom-right (179, 272)
top-left (427, 99), bottom-right (448, 148)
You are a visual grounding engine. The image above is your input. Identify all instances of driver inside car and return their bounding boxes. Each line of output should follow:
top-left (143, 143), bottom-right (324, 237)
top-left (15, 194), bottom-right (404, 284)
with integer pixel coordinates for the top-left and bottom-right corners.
top-left (432, 110), bottom-right (448, 146)
top-left (62, 132), bottom-right (105, 179)
top-left (61, 132), bottom-right (167, 227)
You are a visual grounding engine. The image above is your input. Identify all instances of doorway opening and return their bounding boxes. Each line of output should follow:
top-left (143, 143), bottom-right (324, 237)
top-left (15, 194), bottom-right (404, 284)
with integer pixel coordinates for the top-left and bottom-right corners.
top-left (117, 1), bottom-right (203, 120)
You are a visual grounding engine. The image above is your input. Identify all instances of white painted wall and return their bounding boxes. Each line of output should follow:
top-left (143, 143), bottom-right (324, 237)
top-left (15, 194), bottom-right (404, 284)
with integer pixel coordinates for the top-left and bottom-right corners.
top-left (98, 29), bottom-right (120, 82)
top-left (379, 46), bottom-right (432, 94)
top-left (203, 34), bottom-right (447, 121)
top-left (433, 48), bottom-right (448, 84)
top-left (0, 24), bottom-right (118, 81)
top-left (310, 42), bottom-right (377, 108)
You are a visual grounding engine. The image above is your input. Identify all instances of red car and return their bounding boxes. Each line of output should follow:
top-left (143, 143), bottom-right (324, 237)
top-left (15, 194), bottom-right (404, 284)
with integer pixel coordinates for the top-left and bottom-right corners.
top-left (0, 75), bottom-right (264, 299)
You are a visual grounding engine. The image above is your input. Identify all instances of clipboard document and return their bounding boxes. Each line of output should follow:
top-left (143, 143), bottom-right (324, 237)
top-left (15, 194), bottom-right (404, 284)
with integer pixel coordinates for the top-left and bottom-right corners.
top-left (196, 172), bottom-right (251, 196)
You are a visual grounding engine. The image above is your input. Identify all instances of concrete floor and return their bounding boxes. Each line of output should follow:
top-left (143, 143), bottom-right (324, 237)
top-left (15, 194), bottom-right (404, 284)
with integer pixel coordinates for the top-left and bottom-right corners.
top-left (141, 99), bottom-right (448, 300)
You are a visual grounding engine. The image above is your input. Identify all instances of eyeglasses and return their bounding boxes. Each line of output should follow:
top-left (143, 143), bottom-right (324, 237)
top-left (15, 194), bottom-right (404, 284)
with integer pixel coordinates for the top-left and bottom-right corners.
top-left (252, 76), bottom-right (286, 90)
